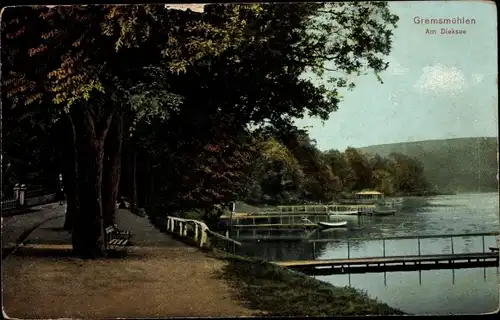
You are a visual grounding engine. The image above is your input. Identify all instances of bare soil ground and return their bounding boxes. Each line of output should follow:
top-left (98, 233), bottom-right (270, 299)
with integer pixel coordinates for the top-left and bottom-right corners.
top-left (2, 245), bottom-right (257, 318)
top-left (2, 209), bottom-right (258, 318)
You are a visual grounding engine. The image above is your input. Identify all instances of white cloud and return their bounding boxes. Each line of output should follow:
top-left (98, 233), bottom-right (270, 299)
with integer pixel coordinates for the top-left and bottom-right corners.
top-left (471, 73), bottom-right (484, 85)
top-left (414, 63), bottom-right (467, 94)
top-left (388, 60), bottom-right (409, 76)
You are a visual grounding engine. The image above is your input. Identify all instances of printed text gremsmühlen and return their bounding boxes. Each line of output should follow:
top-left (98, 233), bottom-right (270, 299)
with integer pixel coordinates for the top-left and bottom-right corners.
top-left (413, 17), bottom-right (476, 25)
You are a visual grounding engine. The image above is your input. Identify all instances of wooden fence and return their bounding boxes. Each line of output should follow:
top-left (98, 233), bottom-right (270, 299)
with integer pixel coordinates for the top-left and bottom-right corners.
top-left (1, 199), bottom-right (18, 211)
top-left (165, 216), bottom-right (242, 254)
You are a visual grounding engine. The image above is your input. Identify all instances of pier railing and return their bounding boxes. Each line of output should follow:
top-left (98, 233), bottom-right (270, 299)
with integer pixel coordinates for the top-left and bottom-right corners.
top-left (220, 204), bottom-right (379, 219)
top-left (165, 216), bottom-right (241, 254)
top-left (308, 231), bottom-right (499, 259)
top-left (263, 204), bottom-right (375, 214)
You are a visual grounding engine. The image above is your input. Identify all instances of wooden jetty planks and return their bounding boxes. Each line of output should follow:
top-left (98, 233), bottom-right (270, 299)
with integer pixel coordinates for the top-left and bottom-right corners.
top-left (220, 204), bottom-right (377, 219)
top-left (223, 214), bottom-right (322, 220)
top-left (231, 223), bottom-right (318, 229)
top-left (295, 259), bottom-right (499, 275)
top-left (273, 252), bottom-right (500, 268)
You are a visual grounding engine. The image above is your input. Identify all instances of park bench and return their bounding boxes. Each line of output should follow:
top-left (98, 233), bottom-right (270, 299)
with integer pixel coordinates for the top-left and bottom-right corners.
top-left (105, 224), bottom-right (132, 249)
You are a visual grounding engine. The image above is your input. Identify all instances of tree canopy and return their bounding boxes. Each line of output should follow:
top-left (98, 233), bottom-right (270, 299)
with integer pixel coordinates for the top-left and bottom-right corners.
top-left (1, 3), bottom-right (402, 257)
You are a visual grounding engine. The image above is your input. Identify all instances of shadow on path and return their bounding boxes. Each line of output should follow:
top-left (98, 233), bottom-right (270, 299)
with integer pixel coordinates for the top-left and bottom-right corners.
top-left (2, 208), bottom-right (42, 217)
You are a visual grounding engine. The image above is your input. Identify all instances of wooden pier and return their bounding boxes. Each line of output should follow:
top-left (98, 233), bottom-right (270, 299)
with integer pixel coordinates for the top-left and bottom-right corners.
top-left (231, 223), bottom-right (318, 229)
top-left (308, 231), bottom-right (500, 257)
top-left (275, 252), bottom-right (499, 274)
top-left (223, 214), bottom-right (331, 229)
top-left (220, 209), bottom-right (370, 229)
top-left (220, 204), bottom-right (376, 219)
top-left (271, 204), bottom-right (376, 215)
top-left (274, 231), bottom-right (499, 274)
top-left (232, 228), bottom-right (317, 241)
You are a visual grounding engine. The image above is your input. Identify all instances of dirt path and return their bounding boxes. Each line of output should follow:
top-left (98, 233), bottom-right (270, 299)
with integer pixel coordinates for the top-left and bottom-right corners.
top-left (2, 210), bottom-right (258, 318)
top-left (2, 202), bottom-right (66, 248)
top-left (3, 245), bottom-right (256, 318)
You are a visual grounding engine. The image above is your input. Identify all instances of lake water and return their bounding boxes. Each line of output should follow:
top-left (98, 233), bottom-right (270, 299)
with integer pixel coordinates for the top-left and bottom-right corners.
top-left (232, 192), bottom-right (500, 315)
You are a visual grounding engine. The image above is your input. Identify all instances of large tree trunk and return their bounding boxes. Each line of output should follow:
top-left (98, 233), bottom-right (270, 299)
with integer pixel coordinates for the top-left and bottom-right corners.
top-left (131, 150), bottom-right (138, 210)
top-left (102, 113), bottom-right (124, 227)
top-left (71, 109), bottom-right (109, 258)
top-left (62, 115), bottom-right (79, 230)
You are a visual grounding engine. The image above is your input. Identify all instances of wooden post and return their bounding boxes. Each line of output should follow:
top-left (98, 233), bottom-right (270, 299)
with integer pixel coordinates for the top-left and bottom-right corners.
top-left (199, 226), bottom-right (205, 247)
top-left (13, 183), bottom-right (20, 202)
top-left (312, 241), bottom-right (316, 260)
top-left (382, 239), bottom-right (386, 257)
top-left (200, 229), bottom-right (207, 247)
top-left (229, 201), bottom-right (235, 232)
top-left (482, 235), bottom-right (485, 254)
top-left (347, 240), bottom-right (350, 259)
top-left (18, 184), bottom-right (26, 206)
top-left (451, 236), bottom-right (454, 255)
top-left (418, 237), bottom-right (421, 256)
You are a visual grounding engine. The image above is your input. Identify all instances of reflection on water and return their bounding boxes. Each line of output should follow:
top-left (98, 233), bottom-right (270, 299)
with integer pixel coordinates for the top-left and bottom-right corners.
top-left (317, 267), bottom-right (499, 315)
top-left (232, 192), bottom-right (500, 314)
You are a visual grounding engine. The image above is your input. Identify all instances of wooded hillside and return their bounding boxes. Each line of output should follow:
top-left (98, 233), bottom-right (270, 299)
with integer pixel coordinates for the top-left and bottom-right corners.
top-left (359, 137), bottom-right (498, 193)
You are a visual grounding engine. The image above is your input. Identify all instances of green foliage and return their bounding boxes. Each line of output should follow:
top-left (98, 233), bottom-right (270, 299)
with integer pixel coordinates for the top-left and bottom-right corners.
top-left (360, 137), bottom-right (498, 193)
top-left (2, 3), bottom-right (403, 228)
top-left (242, 127), bottom-right (430, 205)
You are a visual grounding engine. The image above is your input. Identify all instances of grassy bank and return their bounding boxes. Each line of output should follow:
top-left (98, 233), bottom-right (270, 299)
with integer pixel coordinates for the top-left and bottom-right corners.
top-left (213, 252), bottom-right (406, 316)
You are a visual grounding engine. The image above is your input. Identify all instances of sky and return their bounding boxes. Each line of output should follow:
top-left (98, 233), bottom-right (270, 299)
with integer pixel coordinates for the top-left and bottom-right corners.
top-left (294, 1), bottom-right (498, 151)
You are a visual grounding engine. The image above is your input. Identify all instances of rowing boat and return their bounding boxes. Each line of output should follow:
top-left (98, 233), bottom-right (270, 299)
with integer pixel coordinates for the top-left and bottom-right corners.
top-left (318, 221), bottom-right (348, 229)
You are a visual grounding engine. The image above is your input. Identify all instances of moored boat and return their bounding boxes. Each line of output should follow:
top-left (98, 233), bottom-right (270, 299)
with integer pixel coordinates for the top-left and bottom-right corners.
top-left (318, 221), bottom-right (348, 229)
